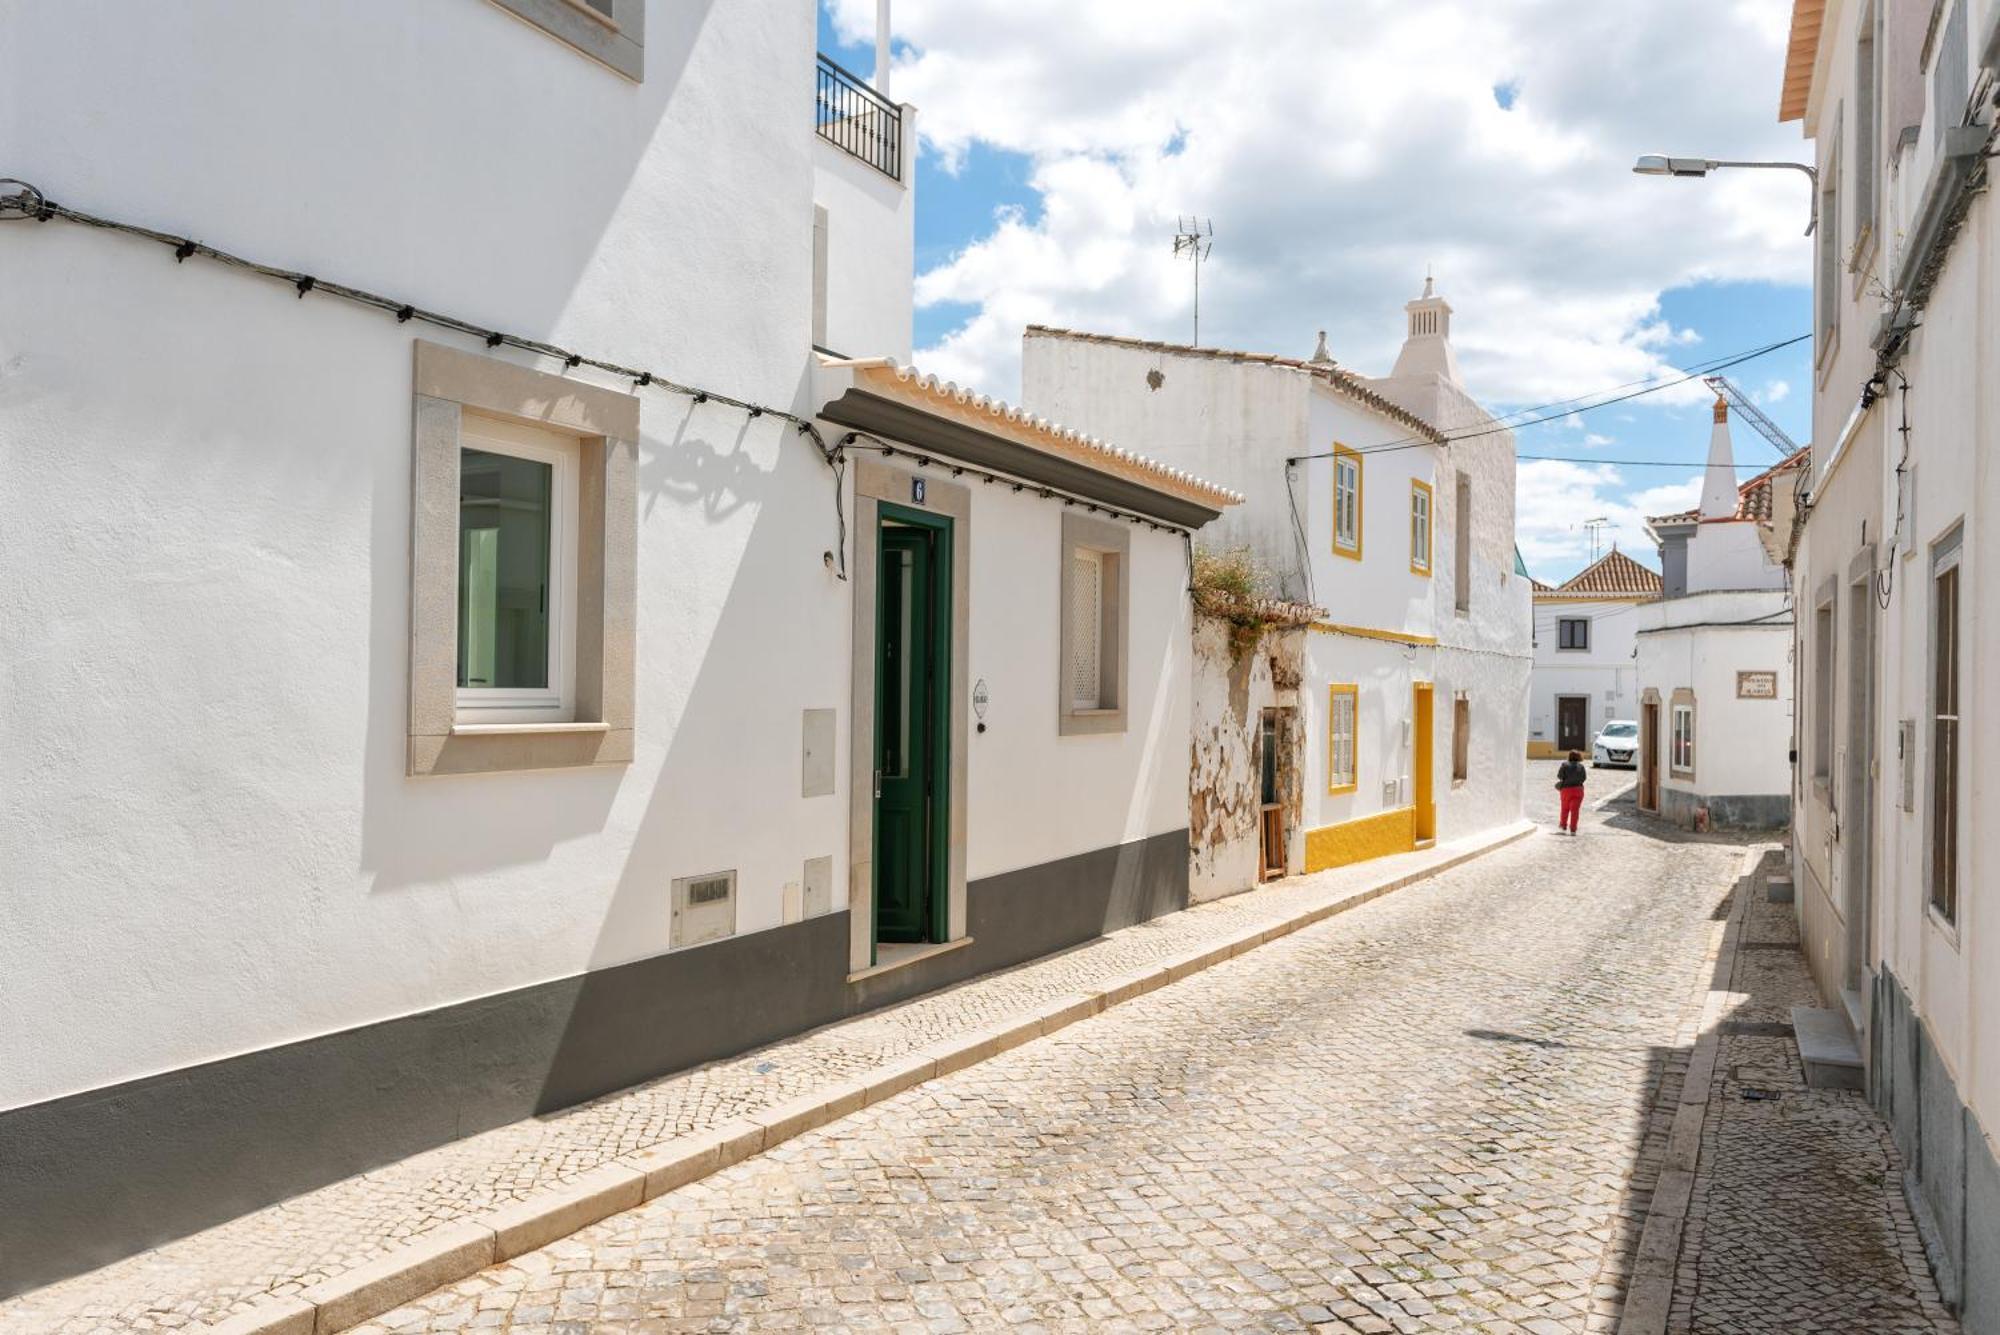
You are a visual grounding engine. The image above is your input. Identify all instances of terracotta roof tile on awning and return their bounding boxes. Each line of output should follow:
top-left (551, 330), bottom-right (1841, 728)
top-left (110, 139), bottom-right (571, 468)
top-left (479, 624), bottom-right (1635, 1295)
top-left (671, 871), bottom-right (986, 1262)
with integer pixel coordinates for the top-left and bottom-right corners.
top-left (1779, 0), bottom-right (1826, 121)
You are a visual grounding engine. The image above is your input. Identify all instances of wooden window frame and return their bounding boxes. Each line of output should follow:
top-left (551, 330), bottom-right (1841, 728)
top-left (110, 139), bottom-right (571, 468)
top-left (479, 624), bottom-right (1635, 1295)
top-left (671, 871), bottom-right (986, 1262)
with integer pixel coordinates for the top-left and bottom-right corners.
top-left (1332, 445), bottom-right (1363, 560)
top-left (1409, 479), bottom-right (1433, 575)
top-left (1669, 696), bottom-right (1696, 778)
top-left (1926, 524), bottom-right (1962, 933)
top-left (1327, 684), bottom-right (1359, 794)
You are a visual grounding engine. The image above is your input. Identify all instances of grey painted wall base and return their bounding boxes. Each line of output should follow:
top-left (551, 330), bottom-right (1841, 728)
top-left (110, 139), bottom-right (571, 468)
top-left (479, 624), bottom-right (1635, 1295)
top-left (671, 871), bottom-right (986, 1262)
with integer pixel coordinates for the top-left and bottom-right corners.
top-left (1873, 966), bottom-right (2000, 1330)
top-left (1658, 788), bottom-right (1790, 830)
top-left (0, 828), bottom-right (1188, 1299)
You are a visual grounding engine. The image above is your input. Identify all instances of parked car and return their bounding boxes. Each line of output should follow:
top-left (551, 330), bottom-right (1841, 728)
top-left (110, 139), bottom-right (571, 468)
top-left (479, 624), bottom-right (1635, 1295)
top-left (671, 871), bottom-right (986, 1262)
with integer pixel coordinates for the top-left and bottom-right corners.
top-left (1592, 720), bottom-right (1639, 768)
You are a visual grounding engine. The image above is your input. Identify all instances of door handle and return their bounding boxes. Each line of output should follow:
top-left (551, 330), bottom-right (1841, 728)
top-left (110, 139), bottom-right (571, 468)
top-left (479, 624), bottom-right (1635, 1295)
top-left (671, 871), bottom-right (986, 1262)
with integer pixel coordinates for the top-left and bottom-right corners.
top-left (874, 769), bottom-right (882, 800)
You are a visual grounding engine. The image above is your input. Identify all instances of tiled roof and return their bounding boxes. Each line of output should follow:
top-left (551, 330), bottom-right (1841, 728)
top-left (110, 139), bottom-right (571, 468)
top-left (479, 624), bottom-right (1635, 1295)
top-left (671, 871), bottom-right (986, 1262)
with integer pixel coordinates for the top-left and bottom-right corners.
top-left (1023, 325), bottom-right (1448, 446)
top-left (1536, 548), bottom-right (1662, 600)
top-left (1778, 0), bottom-right (1826, 121)
top-left (820, 356), bottom-right (1244, 509)
top-left (1649, 448), bottom-right (1811, 526)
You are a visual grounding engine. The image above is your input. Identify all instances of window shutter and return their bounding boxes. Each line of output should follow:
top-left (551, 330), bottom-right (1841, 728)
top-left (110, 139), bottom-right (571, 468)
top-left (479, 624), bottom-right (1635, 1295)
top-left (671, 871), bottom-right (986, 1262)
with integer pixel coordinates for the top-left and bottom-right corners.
top-left (1070, 551), bottom-right (1103, 710)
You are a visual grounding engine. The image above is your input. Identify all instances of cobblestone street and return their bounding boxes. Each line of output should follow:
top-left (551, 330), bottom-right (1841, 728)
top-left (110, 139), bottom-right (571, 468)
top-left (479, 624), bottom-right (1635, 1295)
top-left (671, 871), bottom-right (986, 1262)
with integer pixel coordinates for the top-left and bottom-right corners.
top-left (339, 767), bottom-right (1939, 1334)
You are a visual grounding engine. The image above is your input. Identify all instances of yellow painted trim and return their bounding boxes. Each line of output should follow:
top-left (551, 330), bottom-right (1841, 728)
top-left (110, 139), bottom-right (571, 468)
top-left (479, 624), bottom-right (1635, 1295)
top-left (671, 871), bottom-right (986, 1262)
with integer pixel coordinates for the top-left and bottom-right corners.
top-left (1409, 478), bottom-right (1433, 576)
top-left (1331, 443), bottom-right (1363, 561)
top-left (1309, 621), bottom-right (1438, 647)
top-left (1304, 805), bottom-right (1416, 872)
top-left (1326, 683), bottom-right (1358, 794)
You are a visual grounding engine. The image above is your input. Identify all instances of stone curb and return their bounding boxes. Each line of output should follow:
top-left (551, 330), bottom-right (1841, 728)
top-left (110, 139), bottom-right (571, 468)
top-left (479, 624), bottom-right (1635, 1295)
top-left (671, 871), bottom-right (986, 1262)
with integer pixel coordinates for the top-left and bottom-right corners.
top-left (1616, 844), bottom-right (1765, 1335)
top-left (198, 819), bottom-right (1532, 1335)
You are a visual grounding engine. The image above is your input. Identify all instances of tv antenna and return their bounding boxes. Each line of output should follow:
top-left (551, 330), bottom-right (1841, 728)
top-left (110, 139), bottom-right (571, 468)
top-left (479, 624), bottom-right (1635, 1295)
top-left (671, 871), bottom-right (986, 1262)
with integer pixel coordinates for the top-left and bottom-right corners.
top-left (1172, 217), bottom-right (1213, 346)
top-left (1582, 516), bottom-right (1610, 562)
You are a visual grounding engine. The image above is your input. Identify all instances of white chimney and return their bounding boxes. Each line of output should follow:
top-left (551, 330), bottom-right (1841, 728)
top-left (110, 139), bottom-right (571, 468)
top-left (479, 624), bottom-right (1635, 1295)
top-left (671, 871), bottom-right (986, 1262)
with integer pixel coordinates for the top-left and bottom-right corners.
top-left (876, 0), bottom-right (892, 96)
top-left (1699, 395), bottom-right (1737, 520)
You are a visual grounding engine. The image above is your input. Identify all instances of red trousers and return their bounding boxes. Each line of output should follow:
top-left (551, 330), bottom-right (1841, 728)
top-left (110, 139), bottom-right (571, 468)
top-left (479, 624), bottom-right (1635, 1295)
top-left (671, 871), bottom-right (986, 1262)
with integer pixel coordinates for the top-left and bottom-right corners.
top-left (1559, 786), bottom-right (1584, 831)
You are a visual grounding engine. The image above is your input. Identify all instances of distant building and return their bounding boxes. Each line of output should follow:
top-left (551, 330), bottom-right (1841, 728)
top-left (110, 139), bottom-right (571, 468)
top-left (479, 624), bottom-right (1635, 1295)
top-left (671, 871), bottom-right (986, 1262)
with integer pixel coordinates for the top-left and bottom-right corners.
top-left (1021, 279), bottom-right (1532, 878)
top-left (1525, 549), bottom-right (1661, 758)
top-left (1632, 399), bottom-right (1804, 829)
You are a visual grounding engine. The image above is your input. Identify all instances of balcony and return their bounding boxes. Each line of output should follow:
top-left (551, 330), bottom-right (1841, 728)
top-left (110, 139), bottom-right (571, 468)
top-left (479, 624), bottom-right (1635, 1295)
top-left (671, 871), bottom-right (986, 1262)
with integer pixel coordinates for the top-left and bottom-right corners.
top-left (816, 53), bottom-right (902, 182)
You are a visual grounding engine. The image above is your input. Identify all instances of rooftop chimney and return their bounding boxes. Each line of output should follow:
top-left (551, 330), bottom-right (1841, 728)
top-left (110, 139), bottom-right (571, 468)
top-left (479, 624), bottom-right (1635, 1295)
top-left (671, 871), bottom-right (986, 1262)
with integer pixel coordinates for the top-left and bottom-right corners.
top-left (1389, 271), bottom-right (1460, 384)
top-left (1699, 394), bottom-right (1737, 520)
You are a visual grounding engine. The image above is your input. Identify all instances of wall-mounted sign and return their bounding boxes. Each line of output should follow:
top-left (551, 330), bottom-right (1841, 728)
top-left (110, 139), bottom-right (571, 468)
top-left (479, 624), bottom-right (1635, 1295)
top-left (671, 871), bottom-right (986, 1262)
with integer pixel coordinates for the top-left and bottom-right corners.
top-left (911, 477), bottom-right (926, 505)
top-left (1737, 670), bottom-right (1778, 699)
top-left (972, 678), bottom-right (989, 720)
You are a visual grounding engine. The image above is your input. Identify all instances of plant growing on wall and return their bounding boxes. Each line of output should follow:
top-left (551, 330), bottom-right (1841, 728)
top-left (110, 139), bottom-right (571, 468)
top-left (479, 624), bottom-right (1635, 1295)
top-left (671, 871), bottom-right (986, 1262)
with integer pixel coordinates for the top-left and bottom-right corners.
top-left (1191, 545), bottom-right (1319, 658)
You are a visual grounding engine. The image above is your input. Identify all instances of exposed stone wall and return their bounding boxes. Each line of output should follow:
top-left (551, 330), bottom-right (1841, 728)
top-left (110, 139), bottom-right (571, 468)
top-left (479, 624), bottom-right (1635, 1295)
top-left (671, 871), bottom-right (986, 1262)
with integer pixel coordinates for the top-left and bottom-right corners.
top-left (1190, 615), bottom-right (1306, 902)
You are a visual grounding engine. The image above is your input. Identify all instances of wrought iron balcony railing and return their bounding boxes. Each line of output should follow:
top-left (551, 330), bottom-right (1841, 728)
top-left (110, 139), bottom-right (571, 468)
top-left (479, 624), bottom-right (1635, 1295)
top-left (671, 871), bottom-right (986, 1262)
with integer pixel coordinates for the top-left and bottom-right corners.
top-left (816, 53), bottom-right (902, 182)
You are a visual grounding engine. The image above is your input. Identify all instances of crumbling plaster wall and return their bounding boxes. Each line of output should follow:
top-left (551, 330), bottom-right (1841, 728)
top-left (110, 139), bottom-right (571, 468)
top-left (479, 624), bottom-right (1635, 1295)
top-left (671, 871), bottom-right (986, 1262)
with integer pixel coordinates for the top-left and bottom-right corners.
top-left (1190, 615), bottom-right (1306, 902)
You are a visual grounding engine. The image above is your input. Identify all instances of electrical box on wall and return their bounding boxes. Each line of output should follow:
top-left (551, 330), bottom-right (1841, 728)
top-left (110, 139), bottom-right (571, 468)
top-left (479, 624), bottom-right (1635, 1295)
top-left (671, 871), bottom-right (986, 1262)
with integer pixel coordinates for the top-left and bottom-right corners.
top-left (803, 855), bottom-right (833, 917)
top-left (671, 870), bottom-right (736, 948)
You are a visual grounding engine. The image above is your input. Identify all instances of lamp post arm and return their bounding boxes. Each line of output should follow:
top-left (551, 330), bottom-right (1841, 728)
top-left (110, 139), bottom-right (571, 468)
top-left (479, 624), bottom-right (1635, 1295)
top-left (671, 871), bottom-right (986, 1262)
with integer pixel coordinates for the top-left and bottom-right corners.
top-left (1709, 160), bottom-right (1821, 235)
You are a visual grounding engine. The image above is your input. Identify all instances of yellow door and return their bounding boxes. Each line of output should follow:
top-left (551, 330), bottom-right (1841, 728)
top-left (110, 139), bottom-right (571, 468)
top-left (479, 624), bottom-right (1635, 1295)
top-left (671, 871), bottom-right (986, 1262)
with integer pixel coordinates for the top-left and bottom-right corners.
top-left (1413, 683), bottom-right (1436, 841)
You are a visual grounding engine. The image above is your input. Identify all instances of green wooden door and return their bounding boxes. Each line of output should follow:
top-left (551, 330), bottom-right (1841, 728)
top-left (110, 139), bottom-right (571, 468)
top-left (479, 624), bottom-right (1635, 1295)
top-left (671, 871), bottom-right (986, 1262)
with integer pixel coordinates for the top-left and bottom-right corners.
top-left (874, 514), bottom-right (948, 950)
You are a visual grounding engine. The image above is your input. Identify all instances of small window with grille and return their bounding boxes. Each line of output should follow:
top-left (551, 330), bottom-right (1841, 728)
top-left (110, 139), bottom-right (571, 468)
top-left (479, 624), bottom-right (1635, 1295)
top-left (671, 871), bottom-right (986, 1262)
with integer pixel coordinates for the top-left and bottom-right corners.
top-left (1327, 685), bottom-right (1358, 793)
top-left (1059, 514), bottom-right (1130, 735)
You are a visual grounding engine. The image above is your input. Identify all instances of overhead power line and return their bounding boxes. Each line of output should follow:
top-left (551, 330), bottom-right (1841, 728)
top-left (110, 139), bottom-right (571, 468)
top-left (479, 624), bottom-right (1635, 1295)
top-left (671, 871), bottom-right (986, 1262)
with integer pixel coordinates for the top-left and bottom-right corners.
top-left (1287, 332), bottom-right (1811, 465)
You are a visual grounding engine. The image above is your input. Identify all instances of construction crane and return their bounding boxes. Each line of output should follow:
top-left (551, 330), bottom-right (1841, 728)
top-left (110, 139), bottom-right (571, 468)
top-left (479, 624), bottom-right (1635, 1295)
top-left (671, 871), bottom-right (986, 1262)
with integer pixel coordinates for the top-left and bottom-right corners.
top-left (1704, 375), bottom-right (1803, 458)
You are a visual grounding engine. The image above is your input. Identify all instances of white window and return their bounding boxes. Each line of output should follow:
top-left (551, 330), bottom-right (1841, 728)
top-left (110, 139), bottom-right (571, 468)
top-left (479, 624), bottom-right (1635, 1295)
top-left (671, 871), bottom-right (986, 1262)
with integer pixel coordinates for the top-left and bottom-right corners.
top-left (1817, 113), bottom-right (1842, 341)
top-left (455, 415), bottom-right (578, 724)
top-left (1060, 513), bottom-right (1129, 735)
top-left (1333, 448), bottom-right (1362, 557)
top-left (1327, 685), bottom-right (1357, 792)
top-left (1410, 480), bottom-right (1432, 573)
top-left (1671, 702), bottom-right (1695, 775)
top-left (1928, 527), bottom-right (1961, 926)
top-left (1069, 548), bottom-right (1106, 710)
top-left (1813, 600), bottom-right (1835, 783)
top-left (1452, 694), bottom-right (1470, 783)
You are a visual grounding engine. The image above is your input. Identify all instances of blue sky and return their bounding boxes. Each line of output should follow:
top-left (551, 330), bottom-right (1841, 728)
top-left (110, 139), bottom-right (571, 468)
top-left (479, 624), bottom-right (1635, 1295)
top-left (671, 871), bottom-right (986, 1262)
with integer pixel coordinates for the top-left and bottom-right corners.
top-left (819, 0), bottom-right (1813, 580)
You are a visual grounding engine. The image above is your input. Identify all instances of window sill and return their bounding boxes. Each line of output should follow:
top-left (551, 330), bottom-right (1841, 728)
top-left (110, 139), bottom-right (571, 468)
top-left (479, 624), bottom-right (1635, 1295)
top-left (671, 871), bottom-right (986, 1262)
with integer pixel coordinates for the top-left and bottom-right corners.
top-left (848, 936), bottom-right (974, 983)
top-left (1059, 708), bottom-right (1128, 737)
top-left (452, 720), bottom-right (609, 736)
top-left (1925, 905), bottom-right (1961, 951)
top-left (1327, 782), bottom-right (1358, 796)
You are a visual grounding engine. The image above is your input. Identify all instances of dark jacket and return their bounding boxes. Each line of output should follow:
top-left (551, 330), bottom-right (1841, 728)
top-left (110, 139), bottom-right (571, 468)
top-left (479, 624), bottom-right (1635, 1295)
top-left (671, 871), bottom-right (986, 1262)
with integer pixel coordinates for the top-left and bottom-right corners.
top-left (1556, 760), bottom-right (1587, 790)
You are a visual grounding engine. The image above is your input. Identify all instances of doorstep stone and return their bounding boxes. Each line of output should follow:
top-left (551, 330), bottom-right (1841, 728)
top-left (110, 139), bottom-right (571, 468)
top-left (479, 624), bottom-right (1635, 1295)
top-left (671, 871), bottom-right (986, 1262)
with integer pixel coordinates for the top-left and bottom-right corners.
top-left (1792, 1004), bottom-right (1865, 1091)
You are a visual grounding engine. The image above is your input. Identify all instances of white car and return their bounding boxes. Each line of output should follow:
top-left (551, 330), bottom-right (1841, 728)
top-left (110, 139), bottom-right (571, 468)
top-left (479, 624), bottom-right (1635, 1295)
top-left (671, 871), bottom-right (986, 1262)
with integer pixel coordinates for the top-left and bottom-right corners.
top-left (1592, 720), bottom-right (1639, 768)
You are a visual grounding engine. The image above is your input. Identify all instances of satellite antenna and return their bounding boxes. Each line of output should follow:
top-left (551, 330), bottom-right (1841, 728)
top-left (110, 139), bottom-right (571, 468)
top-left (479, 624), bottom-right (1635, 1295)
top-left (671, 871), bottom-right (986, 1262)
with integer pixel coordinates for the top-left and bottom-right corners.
top-left (1583, 516), bottom-right (1610, 562)
top-left (1172, 217), bottom-right (1213, 346)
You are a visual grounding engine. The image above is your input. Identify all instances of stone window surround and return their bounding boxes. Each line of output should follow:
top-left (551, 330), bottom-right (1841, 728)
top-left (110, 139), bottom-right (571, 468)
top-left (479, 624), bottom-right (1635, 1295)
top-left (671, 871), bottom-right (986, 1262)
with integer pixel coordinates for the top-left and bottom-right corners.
top-left (1059, 512), bottom-right (1131, 737)
top-left (408, 339), bottom-right (638, 776)
top-left (848, 457), bottom-right (972, 976)
top-left (1669, 688), bottom-right (1697, 780)
top-left (485, 0), bottom-right (644, 81)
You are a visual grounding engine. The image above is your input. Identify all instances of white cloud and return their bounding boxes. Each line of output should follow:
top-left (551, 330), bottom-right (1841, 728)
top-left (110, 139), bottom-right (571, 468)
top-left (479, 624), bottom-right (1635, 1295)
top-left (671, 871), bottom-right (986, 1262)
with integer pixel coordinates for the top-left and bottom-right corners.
top-left (847, 0), bottom-right (1806, 410)
top-left (1514, 460), bottom-right (1699, 577)
top-left (1755, 378), bottom-right (1791, 404)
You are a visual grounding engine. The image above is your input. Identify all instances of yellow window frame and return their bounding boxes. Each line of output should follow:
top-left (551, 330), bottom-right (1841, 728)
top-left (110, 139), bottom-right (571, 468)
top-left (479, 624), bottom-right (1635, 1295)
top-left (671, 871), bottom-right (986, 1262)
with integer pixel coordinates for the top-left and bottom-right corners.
top-left (1327, 683), bottom-right (1359, 794)
top-left (1410, 478), bottom-right (1433, 576)
top-left (1331, 444), bottom-right (1363, 560)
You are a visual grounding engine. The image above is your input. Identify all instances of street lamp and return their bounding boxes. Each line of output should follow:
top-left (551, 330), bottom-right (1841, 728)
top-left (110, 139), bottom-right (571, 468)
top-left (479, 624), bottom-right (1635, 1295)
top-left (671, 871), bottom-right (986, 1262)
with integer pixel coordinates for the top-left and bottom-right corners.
top-left (1631, 154), bottom-right (1819, 234)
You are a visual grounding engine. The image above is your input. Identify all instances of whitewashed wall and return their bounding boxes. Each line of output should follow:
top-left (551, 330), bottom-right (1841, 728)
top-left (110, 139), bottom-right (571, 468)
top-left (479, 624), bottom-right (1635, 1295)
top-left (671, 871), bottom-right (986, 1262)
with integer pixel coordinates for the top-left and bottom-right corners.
top-left (0, 1), bottom-right (1184, 1123)
top-left (1528, 598), bottom-right (1644, 750)
top-left (1635, 591), bottom-right (1794, 803)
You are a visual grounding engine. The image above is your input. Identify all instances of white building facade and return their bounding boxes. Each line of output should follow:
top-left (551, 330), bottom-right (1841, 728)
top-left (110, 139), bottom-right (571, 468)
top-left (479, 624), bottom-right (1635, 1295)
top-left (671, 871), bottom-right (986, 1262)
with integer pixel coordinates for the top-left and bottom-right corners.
top-left (1780, 0), bottom-right (2000, 1322)
top-left (1022, 282), bottom-right (1532, 876)
top-left (0, 1), bottom-right (1236, 1295)
top-left (1525, 550), bottom-right (1661, 758)
top-left (1632, 402), bottom-right (1802, 830)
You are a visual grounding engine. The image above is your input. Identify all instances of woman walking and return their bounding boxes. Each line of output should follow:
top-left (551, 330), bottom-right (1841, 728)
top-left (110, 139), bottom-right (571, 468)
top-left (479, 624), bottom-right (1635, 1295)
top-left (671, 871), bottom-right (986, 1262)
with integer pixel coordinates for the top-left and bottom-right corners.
top-left (1556, 750), bottom-right (1587, 835)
